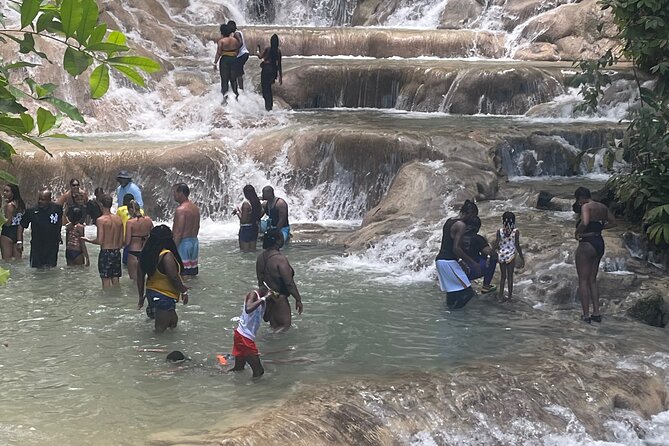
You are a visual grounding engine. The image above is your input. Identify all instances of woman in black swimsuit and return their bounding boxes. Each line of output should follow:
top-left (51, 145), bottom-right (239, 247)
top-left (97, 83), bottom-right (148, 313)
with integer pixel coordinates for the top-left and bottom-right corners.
top-left (1, 184), bottom-right (26, 260)
top-left (125, 201), bottom-right (153, 281)
top-left (255, 228), bottom-right (303, 331)
top-left (574, 187), bottom-right (616, 323)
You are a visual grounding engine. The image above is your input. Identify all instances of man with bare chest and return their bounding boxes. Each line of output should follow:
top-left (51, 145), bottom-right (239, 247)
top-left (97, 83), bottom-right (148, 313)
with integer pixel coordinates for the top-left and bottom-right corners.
top-left (82, 194), bottom-right (125, 289)
top-left (172, 183), bottom-right (201, 277)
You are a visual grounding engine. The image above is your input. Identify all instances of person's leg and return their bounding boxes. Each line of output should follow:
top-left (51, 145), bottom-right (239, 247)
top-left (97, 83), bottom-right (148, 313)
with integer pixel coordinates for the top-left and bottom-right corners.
top-left (246, 355), bottom-right (264, 377)
top-left (498, 263), bottom-right (507, 301)
top-left (155, 309), bottom-right (169, 333)
top-left (261, 72), bottom-right (273, 111)
top-left (590, 255), bottom-right (603, 319)
top-left (0, 235), bottom-right (13, 260)
top-left (73, 253), bottom-right (85, 266)
top-left (229, 68), bottom-right (239, 98)
top-left (127, 255), bottom-right (137, 280)
top-left (269, 296), bottom-right (292, 331)
top-left (483, 258), bottom-right (495, 287)
top-left (220, 62), bottom-right (229, 95)
top-left (231, 356), bottom-right (247, 371)
top-left (506, 258), bottom-right (516, 301)
top-left (575, 243), bottom-right (595, 320)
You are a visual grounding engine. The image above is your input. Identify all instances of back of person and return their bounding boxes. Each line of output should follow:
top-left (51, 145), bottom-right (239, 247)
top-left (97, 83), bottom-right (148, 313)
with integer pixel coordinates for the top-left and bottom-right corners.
top-left (147, 250), bottom-right (181, 299)
top-left (436, 218), bottom-right (458, 261)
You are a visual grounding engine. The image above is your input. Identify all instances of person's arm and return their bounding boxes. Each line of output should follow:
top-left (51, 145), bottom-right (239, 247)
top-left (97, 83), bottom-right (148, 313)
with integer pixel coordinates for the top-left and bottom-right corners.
top-left (575, 203), bottom-right (591, 239)
top-left (78, 226), bottom-right (90, 266)
top-left (278, 258), bottom-right (302, 314)
top-left (3, 202), bottom-right (15, 227)
top-left (214, 39), bottom-right (223, 68)
top-left (233, 32), bottom-right (241, 50)
top-left (161, 252), bottom-right (189, 303)
top-left (452, 221), bottom-right (479, 276)
top-left (55, 191), bottom-right (68, 206)
top-left (245, 291), bottom-right (265, 314)
top-left (277, 199), bottom-right (288, 228)
top-left (257, 46), bottom-right (268, 60)
top-left (515, 230), bottom-right (525, 268)
top-left (256, 254), bottom-right (265, 289)
top-left (277, 50), bottom-right (282, 84)
top-left (57, 206), bottom-right (63, 243)
top-left (137, 264), bottom-right (146, 309)
top-left (604, 207), bottom-right (617, 229)
top-left (125, 220), bottom-right (133, 248)
top-left (16, 225), bottom-right (24, 252)
top-left (172, 208), bottom-right (184, 247)
top-left (237, 201), bottom-right (250, 221)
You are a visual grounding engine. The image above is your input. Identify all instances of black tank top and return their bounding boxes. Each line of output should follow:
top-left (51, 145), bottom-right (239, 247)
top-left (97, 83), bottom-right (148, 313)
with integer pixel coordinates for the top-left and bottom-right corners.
top-left (436, 218), bottom-right (459, 261)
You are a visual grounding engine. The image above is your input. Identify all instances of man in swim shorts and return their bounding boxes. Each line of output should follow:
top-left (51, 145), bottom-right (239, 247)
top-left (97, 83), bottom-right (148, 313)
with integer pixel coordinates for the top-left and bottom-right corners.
top-left (262, 186), bottom-right (290, 242)
top-left (82, 194), bottom-right (125, 289)
top-left (227, 21), bottom-right (250, 90)
top-left (172, 183), bottom-right (201, 277)
top-left (20, 190), bottom-right (63, 268)
top-left (435, 200), bottom-right (480, 309)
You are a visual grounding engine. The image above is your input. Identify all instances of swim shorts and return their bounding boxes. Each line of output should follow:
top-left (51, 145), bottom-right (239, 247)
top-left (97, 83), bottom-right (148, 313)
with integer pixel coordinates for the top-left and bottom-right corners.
top-left (98, 248), bottom-right (121, 278)
top-left (177, 237), bottom-right (199, 276)
top-left (234, 52), bottom-right (249, 77)
top-left (232, 330), bottom-right (259, 357)
top-left (239, 224), bottom-right (258, 243)
top-left (146, 289), bottom-right (177, 312)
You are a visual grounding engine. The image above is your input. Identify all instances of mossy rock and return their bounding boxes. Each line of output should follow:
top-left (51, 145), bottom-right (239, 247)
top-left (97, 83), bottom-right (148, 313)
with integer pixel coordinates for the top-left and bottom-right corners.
top-left (627, 295), bottom-right (667, 328)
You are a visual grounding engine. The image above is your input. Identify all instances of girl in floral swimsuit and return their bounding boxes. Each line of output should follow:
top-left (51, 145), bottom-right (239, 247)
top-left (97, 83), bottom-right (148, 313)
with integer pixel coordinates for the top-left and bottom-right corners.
top-left (494, 211), bottom-right (525, 302)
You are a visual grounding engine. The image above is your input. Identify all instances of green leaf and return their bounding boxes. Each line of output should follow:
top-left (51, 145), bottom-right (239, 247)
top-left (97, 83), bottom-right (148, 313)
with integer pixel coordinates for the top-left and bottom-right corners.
top-left (0, 116), bottom-right (28, 134)
top-left (107, 56), bottom-right (161, 73)
top-left (19, 113), bottom-right (34, 133)
top-left (36, 107), bottom-right (57, 135)
top-left (86, 42), bottom-right (130, 53)
top-left (47, 133), bottom-right (81, 141)
top-left (0, 140), bottom-right (17, 161)
top-left (63, 47), bottom-right (93, 76)
top-left (20, 0), bottom-right (41, 29)
top-left (89, 64), bottom-right (109, 99)
top-left (0, 170), bottom-right (18, 185)
top-left (36, 11), bottom-right (60, 33)
top-left (107, 30), bottom-right (126, 45)
top-left (35, 83), bottom-right (58, 99)
top-left (61, 0), bottom-right (84, 38)
top-left (75, 0), bottom-right (99, 44)
top-left (110, 63), bottom-right (144, 86)
top-left (4, 61), bottom-right (39, 70)
top-left (43, 97), bottom-right (85, 123)
top-left (87, 23), bottom-right (107, 45)
top-left (0, 99), bottom-right (28, 114)
top-left (19, 33), bottom-right (35, 54)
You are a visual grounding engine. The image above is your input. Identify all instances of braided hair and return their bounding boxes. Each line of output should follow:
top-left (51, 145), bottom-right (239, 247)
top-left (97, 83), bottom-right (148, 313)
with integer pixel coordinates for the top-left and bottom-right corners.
top-left (502, 211), bottom-right (516, 236)
top-left (139, 225), bottom-right (183, 277)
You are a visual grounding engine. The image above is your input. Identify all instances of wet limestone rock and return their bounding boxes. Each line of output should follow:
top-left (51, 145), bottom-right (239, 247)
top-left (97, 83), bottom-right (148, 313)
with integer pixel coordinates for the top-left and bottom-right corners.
top-left (627, 295), bottom-right (669, 328)
top-left (438, 0), bottom-right (484, 29)
top-left (513, 42), bottom-right (561, 61)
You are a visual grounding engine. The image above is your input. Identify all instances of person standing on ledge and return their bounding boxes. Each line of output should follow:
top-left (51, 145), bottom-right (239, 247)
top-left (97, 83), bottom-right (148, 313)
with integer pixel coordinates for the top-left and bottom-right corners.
top-left (256, 33), bottom-right (282, 111)
top-left (574, 186), bottom-right (616, 323)
top-left (261, 186), bottom-right (290, 242)
top-left (82, 194), bottom-right (125, 289)
top-left (214, 24), bottom-right (241, 101)
top-left (227, 21), bottom-right (249, 91)
top-left (116, 171), bottom-right (144, 209)
top-left (235, 184), bottom-right (263, 252)
top-left (435, 200), bottom-right (480, 309)
top-left (20, 190), bottom-right (63, 268)
top-left (172, 183), bottom-right (200, 277)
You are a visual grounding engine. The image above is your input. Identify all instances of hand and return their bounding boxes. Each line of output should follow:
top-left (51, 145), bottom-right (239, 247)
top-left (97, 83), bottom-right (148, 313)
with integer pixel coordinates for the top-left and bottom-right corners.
top-left (137, 300), bottom-right (144, 310)
top-left (295, 300), bottom-right (303, 314)
top-left (182, 292), bottom-right (189, 305)
top-left (16, 242), bottom-right (23, 252)
top-left (80, 237), bottom-right (91, 243)
top-left (213, 63), bottom-right (217, 70)
top-left (518, 256), bottom-right (525, 269)
top-left (278, 78), bottom-right (283, 86)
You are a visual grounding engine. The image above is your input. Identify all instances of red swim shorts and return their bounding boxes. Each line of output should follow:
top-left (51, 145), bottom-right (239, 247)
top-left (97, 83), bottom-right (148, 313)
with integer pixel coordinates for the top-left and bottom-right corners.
top-left (232, 330), bottom-right (259, 357)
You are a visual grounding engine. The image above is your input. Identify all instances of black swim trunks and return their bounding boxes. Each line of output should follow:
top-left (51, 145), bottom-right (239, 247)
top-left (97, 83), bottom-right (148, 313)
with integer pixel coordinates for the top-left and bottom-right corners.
top-left (446, 287), bottom-right (475, 310)
top-left (98, 249), bottom-right (121, 278)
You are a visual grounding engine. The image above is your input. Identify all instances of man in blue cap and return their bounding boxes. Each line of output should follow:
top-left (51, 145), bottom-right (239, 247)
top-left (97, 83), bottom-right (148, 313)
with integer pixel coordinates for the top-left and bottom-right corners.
top-left (116, 170), bottom-right (144, 209)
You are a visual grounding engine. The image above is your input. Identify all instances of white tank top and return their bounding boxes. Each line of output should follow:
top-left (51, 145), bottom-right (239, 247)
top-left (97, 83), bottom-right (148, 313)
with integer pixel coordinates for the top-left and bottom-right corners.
top-left (236, 30), bottom-right (249, 57)
top-left (236, 290), bottom-right (264, 340)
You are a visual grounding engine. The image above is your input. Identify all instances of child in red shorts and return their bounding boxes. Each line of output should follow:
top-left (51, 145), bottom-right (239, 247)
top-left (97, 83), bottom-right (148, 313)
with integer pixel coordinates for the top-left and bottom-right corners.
top-left (230, 289), bottom-right (267, 377)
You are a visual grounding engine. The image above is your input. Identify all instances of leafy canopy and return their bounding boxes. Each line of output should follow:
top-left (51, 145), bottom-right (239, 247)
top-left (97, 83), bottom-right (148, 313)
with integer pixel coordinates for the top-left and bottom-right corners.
top-left (0, 0), bottom-right (161, 184)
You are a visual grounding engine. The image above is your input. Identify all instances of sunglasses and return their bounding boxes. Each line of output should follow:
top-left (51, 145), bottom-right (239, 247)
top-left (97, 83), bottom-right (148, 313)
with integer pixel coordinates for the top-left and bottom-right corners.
top-left (71, 183), bottom-right (80, 187)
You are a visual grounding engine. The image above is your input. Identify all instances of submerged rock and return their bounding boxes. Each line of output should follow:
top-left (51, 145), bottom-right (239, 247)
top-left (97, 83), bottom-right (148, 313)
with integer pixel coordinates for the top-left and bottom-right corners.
top-left (627, 295), bottom-right (669, 328)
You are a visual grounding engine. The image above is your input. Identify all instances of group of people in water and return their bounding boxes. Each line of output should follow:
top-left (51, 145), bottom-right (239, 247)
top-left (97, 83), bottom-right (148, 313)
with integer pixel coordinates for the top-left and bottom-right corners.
top-left (0, 172), bottom-right (301, 378)
top-left (435, 186), bottom-right (615, 324)
top-left (214, 21), bottom-right (283, 111)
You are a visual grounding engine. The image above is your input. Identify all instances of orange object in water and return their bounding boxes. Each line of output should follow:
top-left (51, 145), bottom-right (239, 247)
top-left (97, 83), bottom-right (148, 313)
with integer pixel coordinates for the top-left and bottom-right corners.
top-left (216, 354), bottom-right (228, 366)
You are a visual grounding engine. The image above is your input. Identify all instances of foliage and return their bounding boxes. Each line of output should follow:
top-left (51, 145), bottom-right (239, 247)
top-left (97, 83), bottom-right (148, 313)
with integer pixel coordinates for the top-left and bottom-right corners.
top-left (0, 0), bottom-right (161, 184)
top-left (573, 0), bottom-right (669, 248)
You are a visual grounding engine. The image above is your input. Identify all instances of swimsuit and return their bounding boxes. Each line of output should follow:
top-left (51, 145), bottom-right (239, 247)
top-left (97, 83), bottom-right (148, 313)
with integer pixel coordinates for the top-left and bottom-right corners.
top-left (266, 199), bottom-right (290, 241)
top-left (579, 220), bottom-right (605, 258)
top-left (177, 237), bottom-right (199, 276)
top-left (239, 223), bottom-right (259, 243)
top-left (128, 251), bottom-right (141, 258)
top-left (66, 249), bottom-right (82, 261)
top-left (497, 227), bottom-right (517, 264)
top-left (98, 248), bottom-right (122, 278)
top-left (1, 211), bottom-right (23, 242)
top-left (233, 290), bottom-right (265, 357)
top-left (435, 218), bottom-right (475, 309)
top-left (128, 234), bottom-right (148, 258)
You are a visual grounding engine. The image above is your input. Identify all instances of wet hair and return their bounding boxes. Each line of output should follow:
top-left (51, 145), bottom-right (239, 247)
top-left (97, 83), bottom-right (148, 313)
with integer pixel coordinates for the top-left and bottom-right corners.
top-left (67, 206), bottom-right (83, 224)
top-left (467, 216), bottom-right (482, 233)
top-left (174, 183), bottom-right (190, 197)
top-left (572, 202), bottom-right (582, 214)
top-left (227, 20), bottom-right (236, 32)
top-left (243, 185), bottom-right (262, 223)
top-left (460, 199), bottom-right (479, 216)
top-left (139, 225), bottom-right (183, 277)
top-left (129, 200), bottom-right (142, 218)
top-left (502, 211), bottom-right (516, 231)
top-left (100, 194), bottom-right (113, 209)
top-left (574, 187), bottom-right (591, 199)
top-left (122, 193), bottom-right (135, 206)
top-left (263, 228), bottom-right (284, 249)
top-left (269, 34), bottom-right (279, 64)
top-left (5, 184), bottom-right (25, 213)
top-left (69, 178), bottom-right (81, 187)
top-left (166, 351), bottom-right (189, 362)
top-left (220, 24), bottom-right (231, 36)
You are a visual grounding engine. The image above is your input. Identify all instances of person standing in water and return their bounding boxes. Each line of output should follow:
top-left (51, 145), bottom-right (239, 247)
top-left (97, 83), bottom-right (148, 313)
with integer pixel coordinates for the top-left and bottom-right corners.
top-left (64, 207), bottom-right (89, 266)
top-left (256, 33), bottom-right (282, 111)
top-left (1, 184), bottom-right (26, 260)
top-left (261, 186), bottom-right (290, 242)
top-left (56, 178), bottom-right (89, 209)
top-left (227, 21), bottom-right (249, 91)
top-left (235, 185), bottom-right (263, 252)
top-left (82, 194), bottom-right (125, 289)
top-left (229, 288), bottom-right (268, 378)
top-left (493, 212), bottom-right (525, 302)
top-left (137, 225), bottom-right (189, 333)
top-left (116, 171), bottom-right (144, 208)
top-left (574, 187), bottom-right (616, 323)
top-left (125, 200), bottom-right (153, 281)
top-left (87, 187), bottom-right (104, 225)
top-left (214, 24), bottom-right (241, 100)
top-left (20, 190), bottom-right (63, 268)
top-left (172, 183), bottom-right (200, 277)
top-left (435, 200), bottom-right (480, 309)
top-left (255, 228), bottom-right (303, 331)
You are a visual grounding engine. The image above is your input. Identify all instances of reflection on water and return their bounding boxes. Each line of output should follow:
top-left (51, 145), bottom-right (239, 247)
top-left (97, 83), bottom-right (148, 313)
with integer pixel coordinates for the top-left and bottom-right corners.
top-left (1, 238), bottom-right (668, 444)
